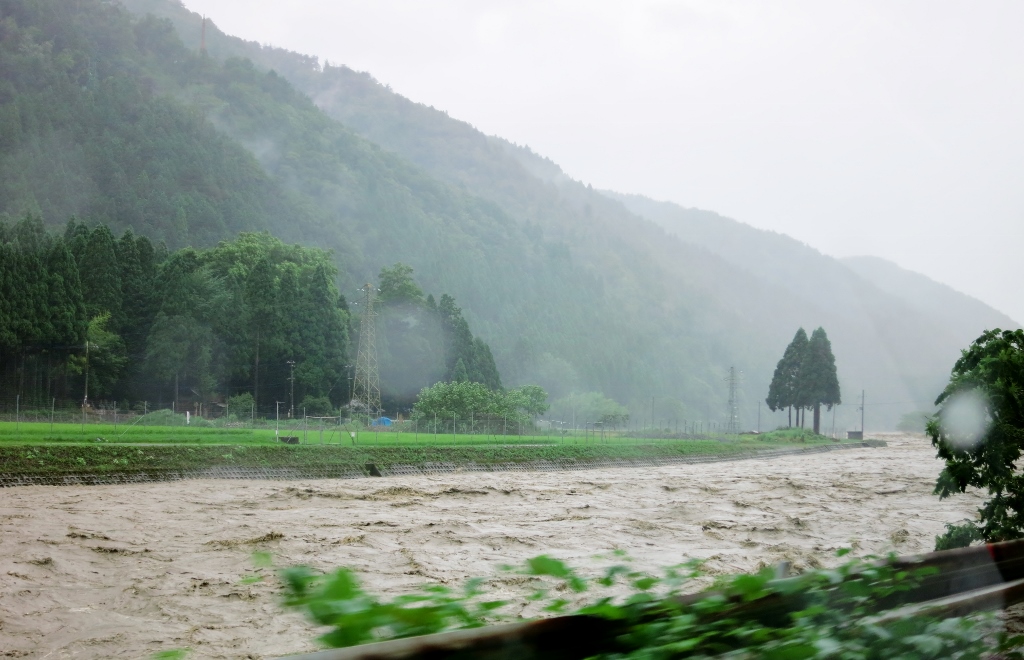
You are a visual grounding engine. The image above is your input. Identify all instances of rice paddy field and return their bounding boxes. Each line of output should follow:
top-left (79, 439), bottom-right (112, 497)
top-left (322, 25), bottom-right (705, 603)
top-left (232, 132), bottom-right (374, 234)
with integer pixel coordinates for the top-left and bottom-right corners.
top-left (0, 418), bottom-right (832, 446)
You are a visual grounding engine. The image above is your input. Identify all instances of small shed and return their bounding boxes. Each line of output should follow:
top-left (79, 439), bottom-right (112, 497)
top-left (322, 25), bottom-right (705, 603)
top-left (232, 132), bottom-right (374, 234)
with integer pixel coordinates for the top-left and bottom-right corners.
top-left (372, 416), bottom-right (393, 427)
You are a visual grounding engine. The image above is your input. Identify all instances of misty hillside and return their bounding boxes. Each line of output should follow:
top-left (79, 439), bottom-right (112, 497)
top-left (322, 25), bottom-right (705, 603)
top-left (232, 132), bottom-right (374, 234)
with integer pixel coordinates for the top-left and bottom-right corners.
top-left (842, 256), bottom-right (1019, 339)
top-left (1, 0), bottom-right (998, 428)
top-left (2, 0), bottom-right (778, 422)
top-left (606, 193), bottom-right (1020, 343)
top-left (602, 192), bottom-right (1023, 408)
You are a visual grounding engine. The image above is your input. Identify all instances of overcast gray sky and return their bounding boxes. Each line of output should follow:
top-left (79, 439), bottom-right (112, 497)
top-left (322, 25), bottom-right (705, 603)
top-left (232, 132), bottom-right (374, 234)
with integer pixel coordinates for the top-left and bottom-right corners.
top-left (184, 0), bottom-right (1024, 323)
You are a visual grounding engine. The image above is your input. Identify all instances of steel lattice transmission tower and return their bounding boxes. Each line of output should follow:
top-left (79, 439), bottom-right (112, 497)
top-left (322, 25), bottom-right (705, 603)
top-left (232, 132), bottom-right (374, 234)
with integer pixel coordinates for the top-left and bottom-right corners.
top-left (352, 283), bottom-right (381, 420)
top-left (726, 366), bottom-right (741, 434)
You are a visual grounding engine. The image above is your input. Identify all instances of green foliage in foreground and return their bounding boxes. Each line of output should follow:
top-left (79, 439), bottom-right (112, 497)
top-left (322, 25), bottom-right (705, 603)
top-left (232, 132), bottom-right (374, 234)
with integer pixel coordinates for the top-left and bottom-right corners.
top-left (280, 552), bottom-right (1021, 658)
top-left (930, 329), bottom-right (1024, 549)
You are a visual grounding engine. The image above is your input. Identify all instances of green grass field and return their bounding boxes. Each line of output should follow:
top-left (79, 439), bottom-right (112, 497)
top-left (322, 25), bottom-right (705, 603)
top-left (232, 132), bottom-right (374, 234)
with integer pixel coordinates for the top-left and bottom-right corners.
top-left (0, 420), bottom-right (855, 477)
top-left (0, 420), bottom-right (655, 446)
top-left (0, 420), bottom-right (838, 446)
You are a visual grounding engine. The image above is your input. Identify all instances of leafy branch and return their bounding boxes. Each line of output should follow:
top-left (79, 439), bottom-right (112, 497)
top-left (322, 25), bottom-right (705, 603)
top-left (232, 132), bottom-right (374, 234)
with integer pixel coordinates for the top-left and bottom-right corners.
top-left (276, 550), bottom-right (1023, 658)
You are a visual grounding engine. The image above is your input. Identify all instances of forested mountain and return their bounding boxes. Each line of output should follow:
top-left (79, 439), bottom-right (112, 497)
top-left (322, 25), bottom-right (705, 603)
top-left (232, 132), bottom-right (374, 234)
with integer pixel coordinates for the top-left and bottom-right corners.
top-left (604, 193), bottom-right (1021, 420)
top-left (113, 0), bottom-right (821, 426)
top-left (1, 0), bottom-right (1006, 428)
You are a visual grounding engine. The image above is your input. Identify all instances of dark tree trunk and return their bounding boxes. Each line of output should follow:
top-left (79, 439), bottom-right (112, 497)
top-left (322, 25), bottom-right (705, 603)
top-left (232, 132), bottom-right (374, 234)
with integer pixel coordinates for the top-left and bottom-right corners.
top-left (788, 406), bottom-right (792, 427)
top-left (813, 403), bottom-right (821, 434)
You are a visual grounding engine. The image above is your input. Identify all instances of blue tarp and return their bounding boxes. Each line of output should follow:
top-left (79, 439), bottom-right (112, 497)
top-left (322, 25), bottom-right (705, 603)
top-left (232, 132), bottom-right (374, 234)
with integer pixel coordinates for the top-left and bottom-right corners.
top-left (371, 416), bottom-right (393, 427)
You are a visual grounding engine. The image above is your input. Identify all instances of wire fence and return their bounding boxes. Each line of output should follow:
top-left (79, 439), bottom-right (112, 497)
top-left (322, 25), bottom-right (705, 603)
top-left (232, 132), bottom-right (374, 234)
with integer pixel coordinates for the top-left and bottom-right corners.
top-left (0, 396), bottom-right (801, 445)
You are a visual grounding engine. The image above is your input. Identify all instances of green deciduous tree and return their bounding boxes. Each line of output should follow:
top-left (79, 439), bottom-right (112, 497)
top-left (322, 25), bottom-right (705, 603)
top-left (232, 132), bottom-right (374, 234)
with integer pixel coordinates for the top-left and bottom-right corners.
top-left (378, 263), bottom-right (424, 305)
top-left (411, 381), bottom-right (548, 427)
top-left (412, 380), bottom-right (494, 421)
top-left (549, 392), bottom-right (629, 430)
top-left (508, 385), bottom-right (550, 418)
top-left (930, 329), bottom-right (1024, 548)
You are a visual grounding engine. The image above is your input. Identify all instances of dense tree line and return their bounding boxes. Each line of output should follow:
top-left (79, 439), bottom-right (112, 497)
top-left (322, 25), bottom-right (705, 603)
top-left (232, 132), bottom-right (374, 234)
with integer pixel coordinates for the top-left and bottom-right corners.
top-left (0, 217), bottom-right (507, 416)
top-left (375, 263), bottom-right (502, 412)
top-left (766, 327), bottom-right (841, 434)
top-left (0, 216), bottom-right (351, 412)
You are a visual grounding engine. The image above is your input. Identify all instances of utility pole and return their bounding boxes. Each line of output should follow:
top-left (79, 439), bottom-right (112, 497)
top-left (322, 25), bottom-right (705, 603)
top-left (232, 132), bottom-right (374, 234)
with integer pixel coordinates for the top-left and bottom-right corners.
top-left (352, 283), bottom-right (381, 425)
top-left (275, 401), bottom-right (281, 436)
top-left (860, 390), bottom-right (866, 434)
top-left (287, 360), bottom-right (296, 419)
top-left (725, 366), bottom-right (740, 434)
top-left (83, 338), bottom-right (90, 411)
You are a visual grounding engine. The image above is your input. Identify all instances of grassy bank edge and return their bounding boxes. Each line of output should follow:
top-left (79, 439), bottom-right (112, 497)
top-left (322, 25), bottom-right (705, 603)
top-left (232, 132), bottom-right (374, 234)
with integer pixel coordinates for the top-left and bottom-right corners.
top-left (0, 434), bottom-right (872, 478)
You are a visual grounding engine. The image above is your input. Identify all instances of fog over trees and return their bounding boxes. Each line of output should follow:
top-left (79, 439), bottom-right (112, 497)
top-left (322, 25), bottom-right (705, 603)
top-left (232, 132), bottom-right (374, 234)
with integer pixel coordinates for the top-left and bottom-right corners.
top-left (0, 0), bottom-right (1018, 429)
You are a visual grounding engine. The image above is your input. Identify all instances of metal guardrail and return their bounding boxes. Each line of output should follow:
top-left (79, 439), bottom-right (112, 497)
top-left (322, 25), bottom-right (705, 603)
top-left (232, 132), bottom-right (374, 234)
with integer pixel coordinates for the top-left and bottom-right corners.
top-left (277, 539), bottom-right (1024, 660)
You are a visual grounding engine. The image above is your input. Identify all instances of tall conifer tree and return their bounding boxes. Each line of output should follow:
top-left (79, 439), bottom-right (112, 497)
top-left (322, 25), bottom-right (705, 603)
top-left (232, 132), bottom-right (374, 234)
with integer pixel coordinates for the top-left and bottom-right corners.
top-left (78, 226), bottom-right (123, 328)
top-left (803, 327), bottom-right (841, 434)
top-left (766, 328), bottom-right (808, 427)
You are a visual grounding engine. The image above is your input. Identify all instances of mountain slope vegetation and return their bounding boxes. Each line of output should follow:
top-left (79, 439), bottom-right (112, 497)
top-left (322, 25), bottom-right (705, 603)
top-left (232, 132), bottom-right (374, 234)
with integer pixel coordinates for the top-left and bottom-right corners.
top-left (605, 192), bottom-right (1021, 413)
top-left (2, 0), bottom-right (1008, 428)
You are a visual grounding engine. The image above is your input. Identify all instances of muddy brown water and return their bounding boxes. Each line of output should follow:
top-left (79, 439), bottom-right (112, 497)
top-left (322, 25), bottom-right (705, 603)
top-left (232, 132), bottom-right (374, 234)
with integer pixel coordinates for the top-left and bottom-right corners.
top-left (0, 434), bottom-right (983, 658)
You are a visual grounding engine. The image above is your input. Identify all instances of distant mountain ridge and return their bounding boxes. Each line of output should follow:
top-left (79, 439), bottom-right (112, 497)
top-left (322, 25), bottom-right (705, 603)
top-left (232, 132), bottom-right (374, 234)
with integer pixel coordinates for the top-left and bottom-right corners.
top-left (604, 192), bottom-right (1019, 342)
top-left (2, 0), bottom-right (1008, 429)
top-left (841, 255), bottom-right (1019, 336)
